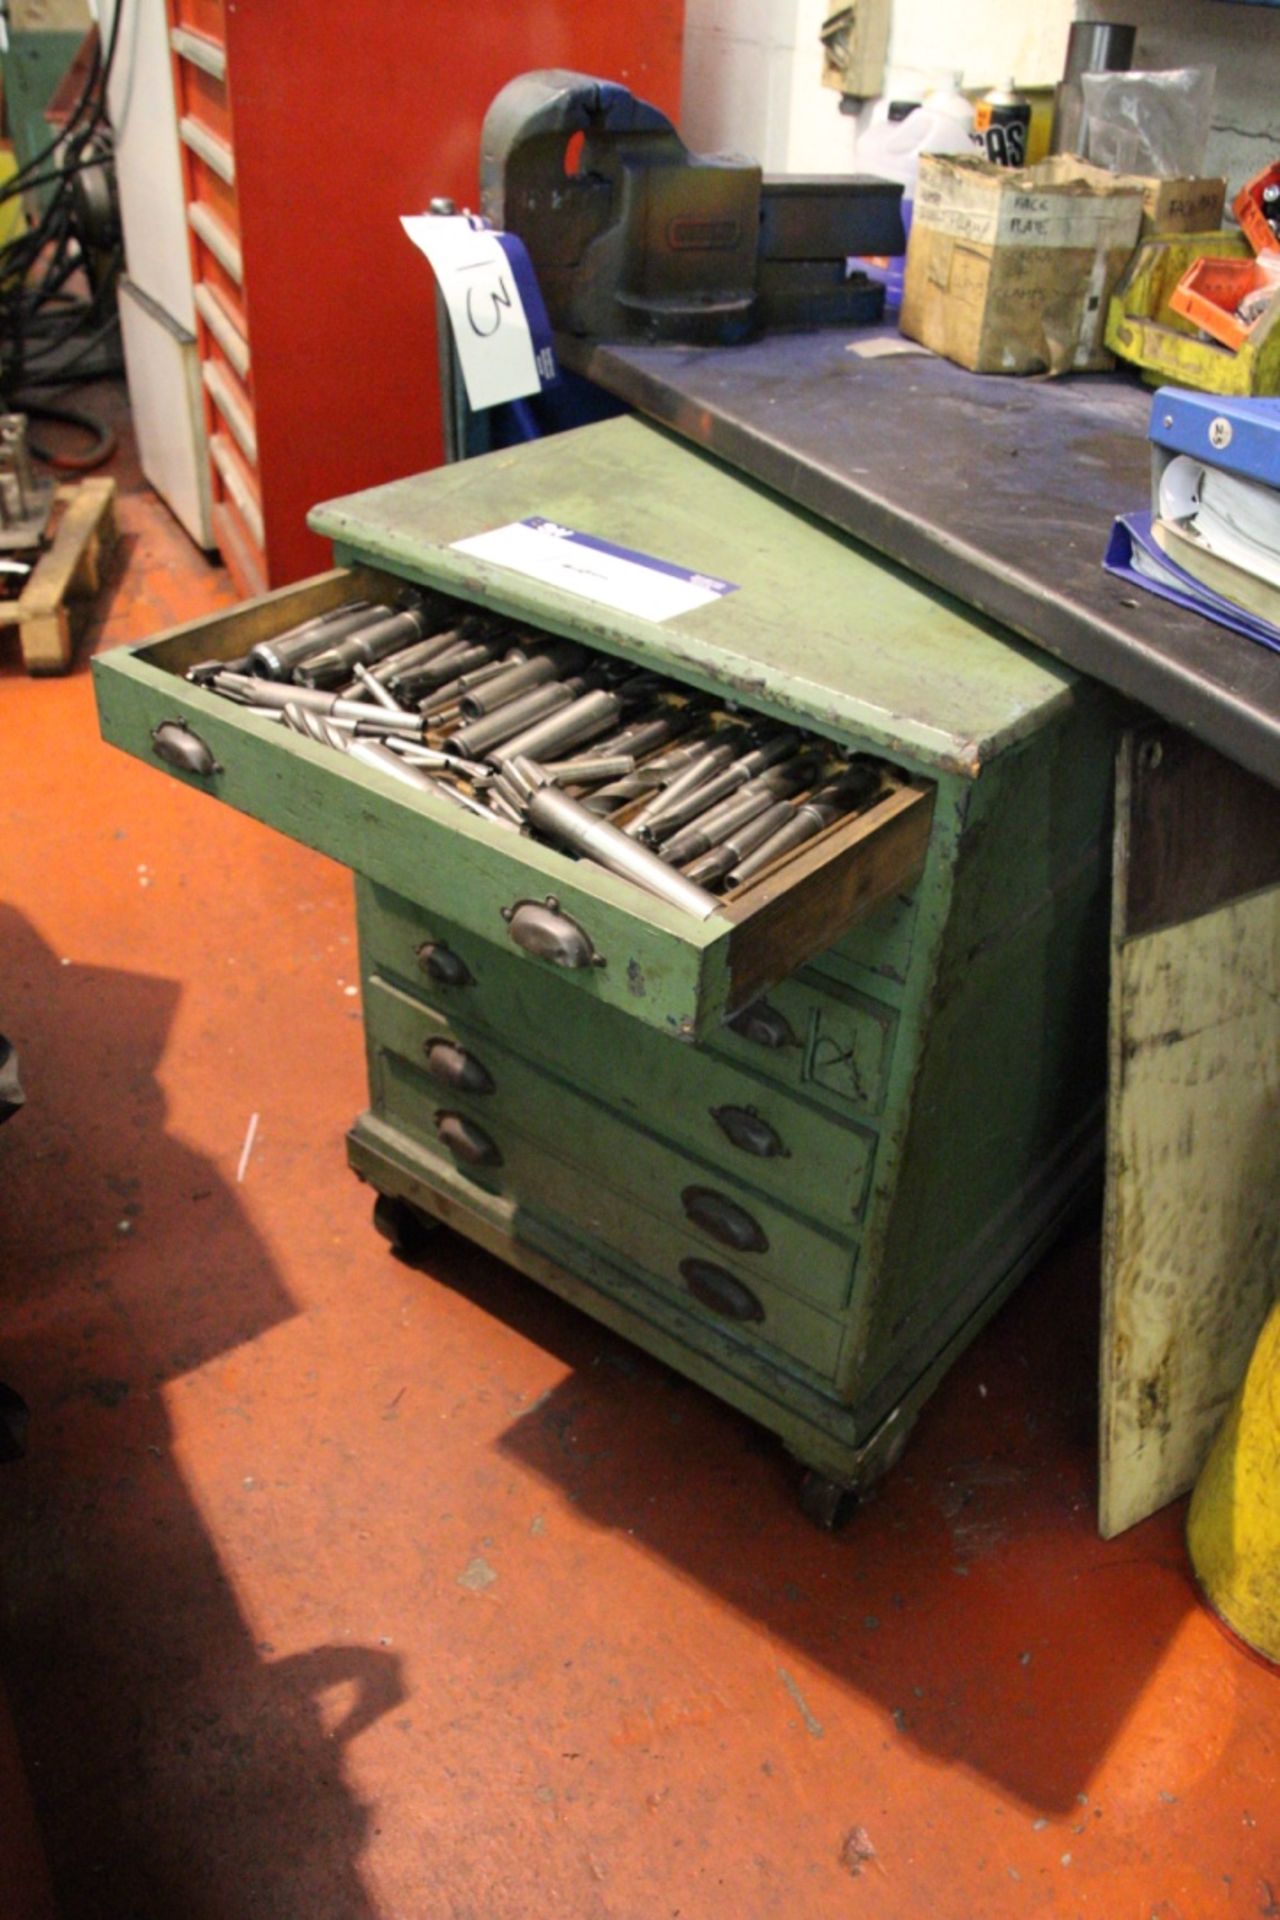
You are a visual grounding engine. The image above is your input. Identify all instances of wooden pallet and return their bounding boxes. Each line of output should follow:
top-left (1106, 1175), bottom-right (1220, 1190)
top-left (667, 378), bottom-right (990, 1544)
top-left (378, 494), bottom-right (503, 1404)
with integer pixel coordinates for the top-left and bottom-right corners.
top-left (0, 476), bottom-right (118, 674)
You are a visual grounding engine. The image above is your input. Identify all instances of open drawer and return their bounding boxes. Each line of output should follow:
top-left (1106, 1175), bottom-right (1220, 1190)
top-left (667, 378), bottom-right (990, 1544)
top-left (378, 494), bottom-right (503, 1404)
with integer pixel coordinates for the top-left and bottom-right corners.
top-left (93, 564), bottom-right (934, 1043)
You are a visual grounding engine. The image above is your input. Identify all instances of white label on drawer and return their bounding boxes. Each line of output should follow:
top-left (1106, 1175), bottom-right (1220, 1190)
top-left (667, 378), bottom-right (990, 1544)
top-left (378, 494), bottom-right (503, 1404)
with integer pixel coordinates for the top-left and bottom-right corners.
top-left (450, 519), bottom-right (739, 623)
top-left (402, 213), bottom-right (554, 410)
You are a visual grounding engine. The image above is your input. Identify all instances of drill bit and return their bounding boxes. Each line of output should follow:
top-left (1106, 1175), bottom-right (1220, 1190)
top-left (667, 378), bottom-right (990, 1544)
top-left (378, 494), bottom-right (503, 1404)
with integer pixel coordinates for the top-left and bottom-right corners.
top-left (542, 753), bottom-right (637, 785)
top-left (658, 755), bottom-right (820, 866)
top-left (351, 663), bottom-right (405, 712)
top-left (492, 687), bottom-right (623, 764)
top-left (279, 703), bottom-right (352, 751)
top-left (623, 739), bottom-right (740, 837)
top-left (247, 599), bottom-right (381, 679)
top-left (727, 766), bottom-right (883, 885)
top-left (507, 760), bottom-right (721, 920)
top-left (681, 799), bottom-right (798, 888)
top-left (457, 642), bottom-right (586, 719)
top-left (643, 731), bottom-right (801, 838)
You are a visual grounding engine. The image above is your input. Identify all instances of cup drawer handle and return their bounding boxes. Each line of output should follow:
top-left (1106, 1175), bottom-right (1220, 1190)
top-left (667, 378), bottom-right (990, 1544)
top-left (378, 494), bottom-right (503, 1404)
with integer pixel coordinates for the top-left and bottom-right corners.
top-left (680, 1258), bottom-right (765, 1323)
top-left (682, 1186), bottom-right (769, 1254)
top-left (416, 941), bottom-right (473, 989)
top-left (424, 1039), bottom-right (495, 1095)
top-left (709, 1105), bottom-right (789, 1159)
top-left (151, 719), bottom-right (221, 777)
top-left (502, 895), bottom-right (605, 971)
top-left (435, 1111), bottom-right (502, 1167)
top-left (725, 999), bottom-right (798, 1050)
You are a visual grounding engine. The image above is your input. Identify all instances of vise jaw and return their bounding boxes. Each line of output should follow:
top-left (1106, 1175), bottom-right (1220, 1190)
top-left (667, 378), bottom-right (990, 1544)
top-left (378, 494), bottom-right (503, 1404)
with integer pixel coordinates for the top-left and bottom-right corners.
top-left (481, 70), bottom-right (764, 345)
top-left (480, 72), bottom-right (905, 346)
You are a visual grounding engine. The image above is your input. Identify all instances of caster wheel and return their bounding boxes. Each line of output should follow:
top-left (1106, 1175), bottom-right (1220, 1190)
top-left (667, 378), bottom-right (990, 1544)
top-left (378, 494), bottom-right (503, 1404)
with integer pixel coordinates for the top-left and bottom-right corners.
top-left (799, 1469), bottom-right (858, 1531)
top-left (372, 1193), bottom-right (438, 1262)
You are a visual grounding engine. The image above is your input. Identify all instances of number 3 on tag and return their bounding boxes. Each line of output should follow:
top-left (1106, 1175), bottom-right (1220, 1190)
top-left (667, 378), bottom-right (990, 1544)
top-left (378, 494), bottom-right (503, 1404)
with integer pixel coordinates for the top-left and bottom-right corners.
top-left (402, 213), bottom-right (541, 411)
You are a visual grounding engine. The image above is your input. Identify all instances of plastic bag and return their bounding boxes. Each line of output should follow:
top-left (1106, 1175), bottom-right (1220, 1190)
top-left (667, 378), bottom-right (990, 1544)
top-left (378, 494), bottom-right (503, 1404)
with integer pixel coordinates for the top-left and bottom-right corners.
top-left (1080, 67), bottom-right (1216, 177)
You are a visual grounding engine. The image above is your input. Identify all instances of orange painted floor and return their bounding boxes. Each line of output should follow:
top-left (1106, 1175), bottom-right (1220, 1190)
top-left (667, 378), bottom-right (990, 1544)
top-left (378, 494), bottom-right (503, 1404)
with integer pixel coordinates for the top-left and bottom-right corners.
top-left (0, 393), bottom-right (1277, 1920)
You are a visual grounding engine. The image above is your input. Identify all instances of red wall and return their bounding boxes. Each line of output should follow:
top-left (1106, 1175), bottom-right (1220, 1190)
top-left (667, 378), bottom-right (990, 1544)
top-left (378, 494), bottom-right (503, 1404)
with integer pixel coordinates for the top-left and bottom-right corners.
top-left (225, 6), bottom-right (685, 584)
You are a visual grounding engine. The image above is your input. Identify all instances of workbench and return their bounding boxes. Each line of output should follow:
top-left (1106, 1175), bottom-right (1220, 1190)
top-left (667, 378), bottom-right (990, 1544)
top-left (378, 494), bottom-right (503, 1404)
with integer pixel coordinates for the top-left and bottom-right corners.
top-left (559, 330), bottom-right (1280, 1535)
top-left (559, 330), bottom-right (1280, 781)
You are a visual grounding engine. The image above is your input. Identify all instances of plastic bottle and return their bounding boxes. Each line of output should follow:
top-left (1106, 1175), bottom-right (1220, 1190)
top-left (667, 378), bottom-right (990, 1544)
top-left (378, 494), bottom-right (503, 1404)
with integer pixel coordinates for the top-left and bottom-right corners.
top-left (973, 80), bottom-right (1032, 168)
top-left (853, 76), bottom-right (975, 310)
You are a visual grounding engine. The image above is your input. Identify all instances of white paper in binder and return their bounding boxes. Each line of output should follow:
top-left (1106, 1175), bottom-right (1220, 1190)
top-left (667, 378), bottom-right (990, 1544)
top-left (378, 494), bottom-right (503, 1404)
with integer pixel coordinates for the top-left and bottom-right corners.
top-left (1158, 454), bottom-right (1280, 592)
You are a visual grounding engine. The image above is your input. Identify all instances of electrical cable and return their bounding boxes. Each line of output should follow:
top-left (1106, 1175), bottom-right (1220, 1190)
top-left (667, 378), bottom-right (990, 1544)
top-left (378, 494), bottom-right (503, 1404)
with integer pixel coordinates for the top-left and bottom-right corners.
top-left (0, 0), bottom-right (120, 198)
top-left (22, 401), bottom-right (117, 471)
top-left (0, 1), bottom-right (128, 458)
top-left (24, 301), bottom-right (122, 367)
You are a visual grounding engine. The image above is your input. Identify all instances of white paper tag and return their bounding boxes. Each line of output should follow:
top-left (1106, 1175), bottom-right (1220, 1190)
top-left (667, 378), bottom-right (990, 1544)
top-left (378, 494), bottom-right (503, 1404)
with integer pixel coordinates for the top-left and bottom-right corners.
top-left (451, 519), bottom-right (739, 623)
top-left (402, 214), bottom-right (541, 410)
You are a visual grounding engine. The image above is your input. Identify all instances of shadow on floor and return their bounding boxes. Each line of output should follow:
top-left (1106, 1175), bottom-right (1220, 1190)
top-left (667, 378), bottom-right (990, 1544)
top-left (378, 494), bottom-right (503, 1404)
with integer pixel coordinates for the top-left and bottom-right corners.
top-left (407, 1204), bottom-right (1193, 1819)
top-left (0, 908), bottom-right (401, 1919)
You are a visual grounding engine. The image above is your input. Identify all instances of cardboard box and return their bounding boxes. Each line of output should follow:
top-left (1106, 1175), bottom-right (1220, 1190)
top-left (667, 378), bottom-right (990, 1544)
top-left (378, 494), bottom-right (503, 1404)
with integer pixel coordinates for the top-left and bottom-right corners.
top-left (1139, 174), bottom-right (1226, 237)
top-left (989, 160), bottom-right (1223, 237)
top-left (901, 154), bottom-right (1146, 375)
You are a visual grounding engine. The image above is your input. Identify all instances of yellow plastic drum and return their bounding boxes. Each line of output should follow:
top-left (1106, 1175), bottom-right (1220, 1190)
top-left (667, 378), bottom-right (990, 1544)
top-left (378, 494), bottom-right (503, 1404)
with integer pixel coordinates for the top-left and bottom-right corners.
top-left (1187, 1300), bottom-right (1280, 1665)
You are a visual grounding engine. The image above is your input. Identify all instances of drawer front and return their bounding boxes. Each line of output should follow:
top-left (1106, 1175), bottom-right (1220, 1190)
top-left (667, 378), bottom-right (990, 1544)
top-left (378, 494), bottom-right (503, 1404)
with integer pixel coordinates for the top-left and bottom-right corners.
top-left (708, 971), bottom-right (900, 1119)
top-left (373, 1049), bottom-right (846, 1381)
top-left (824, 887), bottom-right (918, 988)
top-left (358, 880), bottom-right (877, 1233)
top-left (92, 566), bottom-right (932, 1046)
top-left (366, 979), bottom-right (858, 1315)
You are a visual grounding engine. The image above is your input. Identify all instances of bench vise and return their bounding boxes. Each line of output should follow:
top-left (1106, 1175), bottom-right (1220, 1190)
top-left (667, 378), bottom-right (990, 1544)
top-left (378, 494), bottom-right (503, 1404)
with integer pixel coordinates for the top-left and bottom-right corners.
top-left (480, 71), bottom-right (904, 346)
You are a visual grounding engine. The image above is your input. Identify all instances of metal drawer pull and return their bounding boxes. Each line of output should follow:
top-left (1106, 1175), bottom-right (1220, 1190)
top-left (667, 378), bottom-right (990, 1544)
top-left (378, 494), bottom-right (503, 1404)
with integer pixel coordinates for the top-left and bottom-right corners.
top-left (415, 941), bottom-right (473, 989)
top-left (682, 1186), bottom-right (769, 1254)
top-left (726, 999), bottom-right (798, 1050)
top-left (424, 1039), bottom-right (495, 1095)
top-left (502, 895), bottom-right (605, 970)
top-left (710, 1104), bottom-right (788, 1159)
top-left (680, 1258), bottom-right (765, 1323)
top-left (151, 719), bottom-right (220, 777)
top-left (434, 1111), bottom-right (502, 1167)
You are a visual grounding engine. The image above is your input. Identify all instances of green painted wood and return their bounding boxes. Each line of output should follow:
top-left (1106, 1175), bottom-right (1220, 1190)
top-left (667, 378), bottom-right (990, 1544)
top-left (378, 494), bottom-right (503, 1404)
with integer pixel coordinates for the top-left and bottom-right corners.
top-left (372, 1050), bottom-right (847, 1376)
top-left (92, 645), bottom-right (730, 1039)
top-left (841, 692), bottom-right (1118, 1402)
top-left (348, 1112), bottom-right (1036, 1490)
top-left (311, 416), bottom-right (1077, 780)
top-left (823, 889), bottom-right (919, 993)
top-left (2, 32), bottom-right (84, 215)
top-left (92, 419), bottom-right (1123, 1491)
top-left (357, 879), bottom-right (879, 1235)
top-left (349, 1115), bottom-right (877, 1474)
top-left (708, 968), bottom-right (899, 1117)
top-left (368, 981), bottom-right (858, 1318)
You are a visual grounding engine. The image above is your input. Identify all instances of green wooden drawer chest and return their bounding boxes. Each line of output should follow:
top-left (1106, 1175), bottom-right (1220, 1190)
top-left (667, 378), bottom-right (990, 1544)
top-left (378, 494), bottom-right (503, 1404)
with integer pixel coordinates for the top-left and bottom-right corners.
top-left (93, 416), bottom-right (1118, 1520)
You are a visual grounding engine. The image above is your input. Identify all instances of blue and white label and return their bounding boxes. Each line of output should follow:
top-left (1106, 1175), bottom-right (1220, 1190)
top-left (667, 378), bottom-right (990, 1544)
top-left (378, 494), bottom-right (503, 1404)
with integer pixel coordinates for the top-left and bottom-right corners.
top-left (401, 213), bottom-right (558, 411)
top-left (450, 519), bottom-right (739, 623)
